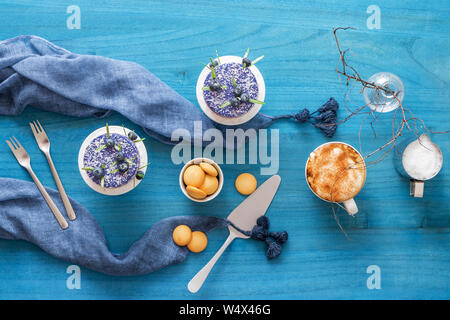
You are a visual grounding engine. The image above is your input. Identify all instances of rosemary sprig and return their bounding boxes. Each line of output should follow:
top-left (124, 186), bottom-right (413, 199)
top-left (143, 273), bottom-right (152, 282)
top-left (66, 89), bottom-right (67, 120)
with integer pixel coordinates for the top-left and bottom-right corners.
top-left (200, 62), bottom-right (210, 69)
top-left (215, 49), bottom-right (220, 64)
top-left (110, 168), bottom-right (119, 174)
top-left (209, 58), bottom-right (217, 79)
top-left (252, 55), bottom-right (264, 65)
top-left (232, 77), bottom-right (237, 88)
top-left (106, 123), bottom-right (110, 138)
top-left (96, 144), bottom-right (106, 152)
top-left (220, 101), bottom-right (231, 109)
top-left (138, 162), bottom-right (151, 170)
top-left (81, 167), bottom-right (94, 171)
top-left (248, 98), bottom-right (265, 105)
top-left (100, 176), bottom-right (105, 188)
top-left (202, 86), bottom-right (211, 91)
top-left (134, 138), bottom-right (146, 143)
top-left (243, 47), bottom-right (250, 59)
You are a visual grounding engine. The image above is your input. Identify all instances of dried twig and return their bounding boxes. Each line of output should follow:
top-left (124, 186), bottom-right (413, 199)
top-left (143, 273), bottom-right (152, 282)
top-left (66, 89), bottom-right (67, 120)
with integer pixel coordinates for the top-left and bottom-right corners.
top-left (328, 27), bottom-right (450, 236)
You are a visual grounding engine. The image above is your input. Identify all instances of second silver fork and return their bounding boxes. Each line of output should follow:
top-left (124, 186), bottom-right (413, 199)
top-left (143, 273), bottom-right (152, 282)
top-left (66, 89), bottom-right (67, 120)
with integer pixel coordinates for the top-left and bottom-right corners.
top-left (30, 120), bottom-right (76, 221)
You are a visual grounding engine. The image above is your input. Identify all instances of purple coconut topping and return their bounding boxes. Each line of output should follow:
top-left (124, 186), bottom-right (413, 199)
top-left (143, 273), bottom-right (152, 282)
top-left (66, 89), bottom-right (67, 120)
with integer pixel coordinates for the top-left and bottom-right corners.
top-left (83, 133), bottom-right (139, 188)
top-left (203, 62), bottom-right (259, 118)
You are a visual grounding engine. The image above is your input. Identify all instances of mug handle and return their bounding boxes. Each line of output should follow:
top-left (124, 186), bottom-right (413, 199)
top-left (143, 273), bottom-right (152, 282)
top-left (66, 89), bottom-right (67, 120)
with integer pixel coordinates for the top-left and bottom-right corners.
top-left (410, 179), bottom-right (424, 198)
top-left (343, 198), bottom-right (358, 215)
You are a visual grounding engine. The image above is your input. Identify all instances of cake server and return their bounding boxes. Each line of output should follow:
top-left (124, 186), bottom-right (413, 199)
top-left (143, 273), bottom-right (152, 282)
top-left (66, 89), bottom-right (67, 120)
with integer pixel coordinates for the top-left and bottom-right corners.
top-left (30, 120), bottom-right (76, 220)
top-left (187, 174), bottom-right (281, 293)
top-left (6, 136), bottom-right (69, 230)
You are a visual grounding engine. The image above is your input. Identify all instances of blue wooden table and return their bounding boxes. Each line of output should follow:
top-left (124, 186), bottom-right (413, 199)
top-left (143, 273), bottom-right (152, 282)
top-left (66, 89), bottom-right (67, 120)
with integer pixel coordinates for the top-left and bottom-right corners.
top-left (0, 0), bottom-right (449, 299)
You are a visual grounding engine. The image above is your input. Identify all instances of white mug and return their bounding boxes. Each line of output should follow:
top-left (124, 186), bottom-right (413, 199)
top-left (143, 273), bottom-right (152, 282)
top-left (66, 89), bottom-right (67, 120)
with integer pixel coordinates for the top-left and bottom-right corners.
top-left (393, 133), bottom-right (443, 198)
top-left (305, 141), bottom-right (366, 215)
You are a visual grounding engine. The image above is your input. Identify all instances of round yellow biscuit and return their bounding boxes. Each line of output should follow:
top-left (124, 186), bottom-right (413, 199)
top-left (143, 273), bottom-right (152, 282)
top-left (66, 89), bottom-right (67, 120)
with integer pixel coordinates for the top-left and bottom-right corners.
top-left (235, 173), bottom-right (257, 195)
top-left (172, 225), bottom-right (192, 246)
top-left (199, 162), bottom-right (218, 177)
top-left (183, 165), bottom-right (205, 187)
top-left (186, 185), bottom-right (207, 199)
top-left (187, 231), bottom-right (208, 253)
top-left (199, 174), bottom-right (219, 195)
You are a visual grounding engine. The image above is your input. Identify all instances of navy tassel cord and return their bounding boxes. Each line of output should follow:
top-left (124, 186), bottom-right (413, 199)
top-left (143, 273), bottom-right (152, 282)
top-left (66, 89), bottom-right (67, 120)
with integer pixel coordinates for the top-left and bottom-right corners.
top-left (228, 216), bottom-right (288, 259)
top-left (271, 97), bottom-right (339, 137)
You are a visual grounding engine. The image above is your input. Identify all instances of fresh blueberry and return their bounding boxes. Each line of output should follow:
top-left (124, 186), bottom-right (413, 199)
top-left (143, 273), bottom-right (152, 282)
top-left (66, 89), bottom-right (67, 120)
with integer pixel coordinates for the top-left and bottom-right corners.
top-left (208, 59), bottom-right (219, 68)
top-left (118, 162), bottom-right (129, 173)
top-left (233, 87), bottom-right (242, 97)
top-left (127, 131), bottom-right (137, 141)
top-left (242, 57), bottom-right (252, 67)
top-left (136, 170), bottom-right (145, 180)
top-left (209, 80), bottom-right (222, 92)
top-left (116, 152), bottom-right (125, 162)
top-left (230, 98), bottom-right (240, 108)
top-left (240, 93), bottom-right (250, 103)
top-left (105, 138), bottom-right (115, 148)
top-left (92, 167), bottom-right (105, 179)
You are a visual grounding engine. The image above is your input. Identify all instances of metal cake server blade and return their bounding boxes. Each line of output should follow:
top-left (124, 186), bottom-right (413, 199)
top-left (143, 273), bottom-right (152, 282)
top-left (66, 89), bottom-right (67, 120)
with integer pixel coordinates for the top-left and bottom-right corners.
top-left (187, 175), bottom-right (281, 293)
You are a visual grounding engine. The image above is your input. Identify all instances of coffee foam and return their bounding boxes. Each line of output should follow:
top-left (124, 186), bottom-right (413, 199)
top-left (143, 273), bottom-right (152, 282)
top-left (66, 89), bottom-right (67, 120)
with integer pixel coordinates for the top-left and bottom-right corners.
top-left (306, 143), bottom-right (366, 202)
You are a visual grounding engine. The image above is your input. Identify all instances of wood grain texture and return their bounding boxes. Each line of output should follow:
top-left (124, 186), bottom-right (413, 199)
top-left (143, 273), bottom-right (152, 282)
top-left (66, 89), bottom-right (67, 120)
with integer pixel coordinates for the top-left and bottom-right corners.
top-left (0, 0), bottom-right (449, 299)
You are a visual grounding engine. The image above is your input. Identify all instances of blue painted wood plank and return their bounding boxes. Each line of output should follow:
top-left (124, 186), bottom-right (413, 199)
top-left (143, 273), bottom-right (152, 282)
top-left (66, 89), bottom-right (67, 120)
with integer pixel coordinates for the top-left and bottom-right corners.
top-left (0, 0), bottom-right (449, 299)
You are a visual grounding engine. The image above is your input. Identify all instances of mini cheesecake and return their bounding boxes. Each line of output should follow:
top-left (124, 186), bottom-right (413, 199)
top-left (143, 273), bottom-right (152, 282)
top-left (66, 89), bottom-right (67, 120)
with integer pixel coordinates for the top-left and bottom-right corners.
top-left (78, 125), bottom-right (148, 195)
top-left (196, 52), bottom-right (265, 126)
top-left (203, 62), bottom-right (259, 118)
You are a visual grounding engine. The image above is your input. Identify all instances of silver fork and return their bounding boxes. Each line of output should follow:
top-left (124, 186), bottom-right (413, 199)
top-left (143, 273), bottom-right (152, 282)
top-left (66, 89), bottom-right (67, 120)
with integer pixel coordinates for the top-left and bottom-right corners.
top-left (6, 136), bottom-right (69, 230)
top-left (30, 120), bottom-right (76, 221)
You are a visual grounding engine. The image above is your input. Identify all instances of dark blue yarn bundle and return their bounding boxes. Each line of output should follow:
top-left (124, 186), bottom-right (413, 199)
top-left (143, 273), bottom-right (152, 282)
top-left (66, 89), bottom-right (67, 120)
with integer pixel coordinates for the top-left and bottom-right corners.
top-left (228, 216), bottom-right (288, 259)
top-left (271, 97), bottom-right (339, 137)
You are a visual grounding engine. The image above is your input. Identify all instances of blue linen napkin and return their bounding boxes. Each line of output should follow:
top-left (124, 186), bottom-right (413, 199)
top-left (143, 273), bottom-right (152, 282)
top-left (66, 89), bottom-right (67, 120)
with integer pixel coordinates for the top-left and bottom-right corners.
top-left (0, 177), bottom-right (228, 276)
top-left (0, 35), bottom-right (338, 143)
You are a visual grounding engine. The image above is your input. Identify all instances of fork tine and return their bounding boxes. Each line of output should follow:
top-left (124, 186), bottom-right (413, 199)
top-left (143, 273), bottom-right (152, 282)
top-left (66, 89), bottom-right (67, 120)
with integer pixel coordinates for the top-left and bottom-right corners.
top-left (36, 120), bottom-right (44, 132)
top-left (6, 140), bottom-right (16, 151)
top-left (30, 122), bottom-right (37, 136)
top-left (12, 136), bottom-right (22, 149)
top-left (32, 120), bottom-right (40, 133)
top-left (8, 137), bottom-right (18, 149)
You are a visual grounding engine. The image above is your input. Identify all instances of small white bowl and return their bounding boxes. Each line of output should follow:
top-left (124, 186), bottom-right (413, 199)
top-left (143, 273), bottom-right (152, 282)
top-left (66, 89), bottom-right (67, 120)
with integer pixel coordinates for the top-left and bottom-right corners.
top-left (196, 55), bottom-right (265, 126)
top-left (179, 158), bottom-right (223, 202)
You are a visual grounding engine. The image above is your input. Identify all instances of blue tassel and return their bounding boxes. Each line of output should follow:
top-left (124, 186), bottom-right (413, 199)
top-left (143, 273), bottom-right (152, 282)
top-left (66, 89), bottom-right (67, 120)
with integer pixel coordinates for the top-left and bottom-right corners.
top-left (271, 97), bottom-right (339, 138)
top-left (269, 231), bottom-right (288, 244)
top-left (250, 225), bottom-right (268, 241)
top-left (316, 97), bottom-right (339, 113)
top-left (265, 239), bottom-right (282, 259)
top-left (293, 108), bottom-right (310, 122)
top-left (314, 122), bottom-right (337, 138)
top-left (227, 216), bottom-right (288, 260)
top-left (256, 216), bottom-right (270, 229)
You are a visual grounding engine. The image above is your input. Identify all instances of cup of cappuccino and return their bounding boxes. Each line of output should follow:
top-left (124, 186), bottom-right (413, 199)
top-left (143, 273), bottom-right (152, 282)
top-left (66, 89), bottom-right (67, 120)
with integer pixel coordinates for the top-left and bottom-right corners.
top-left (305, 142), bottom-right (366, 215)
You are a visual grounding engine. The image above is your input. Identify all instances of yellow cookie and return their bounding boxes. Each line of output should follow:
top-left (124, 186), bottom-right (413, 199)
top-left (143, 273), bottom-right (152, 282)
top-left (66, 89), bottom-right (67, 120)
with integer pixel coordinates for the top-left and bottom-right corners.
top-left (183, 165), bottom-right (205, 187)
top-left (199, 162), bottom-right (218, 177)
top-left (187, 231), bottom-right (208, 253)
top-left (186, 185), bottom-right (207, 199)
top-left (172, 225), bottom-right (192, 246)
top-left (235, 173), bottom-right (257, 195)
top-left (199, 174), bottom-right (219, 195)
